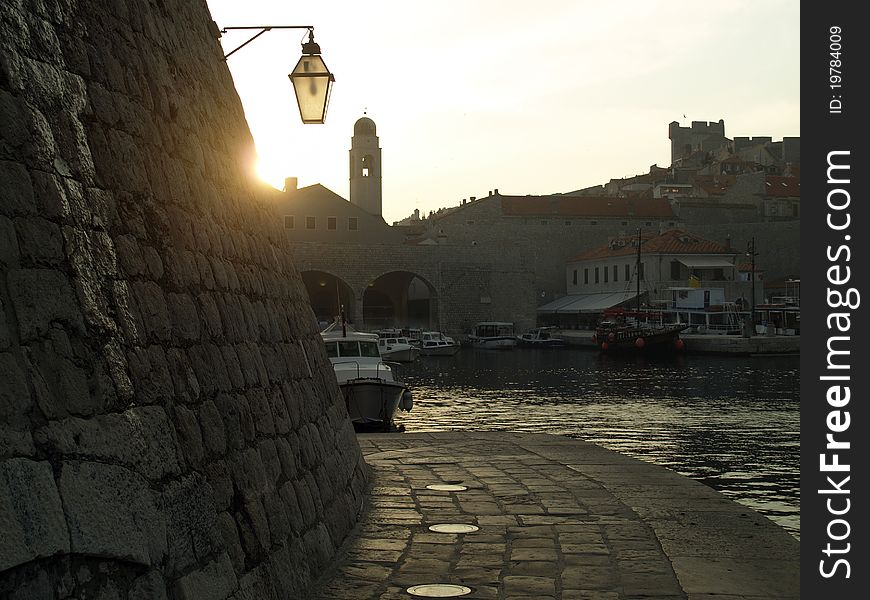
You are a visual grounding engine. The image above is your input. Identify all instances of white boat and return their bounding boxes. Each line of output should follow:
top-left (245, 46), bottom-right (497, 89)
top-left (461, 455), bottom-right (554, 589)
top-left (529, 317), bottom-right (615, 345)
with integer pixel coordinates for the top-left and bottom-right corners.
top-left (516, 326), bottom-right (567, 348)
top-left (467, 321), bottom-right (517, 349)
top-left (376, 335), bottom-right (420, 362)
top-left (418, 331), bottom-right (460, 356)
top-left (321, 324), bottom-right (413, 430)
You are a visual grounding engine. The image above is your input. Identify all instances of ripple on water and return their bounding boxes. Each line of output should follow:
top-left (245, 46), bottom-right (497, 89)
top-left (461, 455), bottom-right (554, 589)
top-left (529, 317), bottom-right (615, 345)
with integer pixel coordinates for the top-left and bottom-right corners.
top-left (395, 348), bottom-right (800, 538)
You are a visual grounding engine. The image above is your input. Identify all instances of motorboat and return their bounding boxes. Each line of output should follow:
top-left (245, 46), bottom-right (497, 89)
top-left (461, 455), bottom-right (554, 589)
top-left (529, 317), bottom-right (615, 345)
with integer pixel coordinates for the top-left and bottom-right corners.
top-left (418, 331), bottom-right (460, 356)
top-left (321, 323), bottom-right (413, 430)
top-left (376, 335), bottom-right (420, 362)
top-left (516, 326), bottom-right (567, 348)
top-left (467, 321), bottom-right (517, 349)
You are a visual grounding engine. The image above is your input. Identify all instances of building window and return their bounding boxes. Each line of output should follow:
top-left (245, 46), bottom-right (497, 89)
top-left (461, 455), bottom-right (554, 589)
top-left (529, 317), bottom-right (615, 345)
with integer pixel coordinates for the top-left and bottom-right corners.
top-left (348, 217), bottom-right (358, 231)
top-left (625, 264), bottom-right (630, 280)
top-left (565, 220), bottom-right (572, 226)
top-left (306, 216), bottom-right (316, 229)
top-left (594, 267), bottom-right (599, 284)
top-left (327, 217), bottom-right (337, 230)
top-left (284, 215), bottom-right (294, 229)
top-left (541, 220), bottom-right (548, 226)
top-left (639, 262), bottom-right (645, 280)
top-left (621, 221), bottom-right (628, 226)
top-left (604, 267), bottom-right (609, 283)
top-left (591, 221), bottom-right (597, 226)
top-left (670, 261), bottom-right (681, 280)
top-left (572, 270), bottom-right (578, 285)
top-left (584, 268), bottom-right (589, 284)
top-left (466, 220), bottom-right (475, 225)
top-left (613, 265), bottom-right (618, 282)
top-left (645, 222), bottom-right (652, 226)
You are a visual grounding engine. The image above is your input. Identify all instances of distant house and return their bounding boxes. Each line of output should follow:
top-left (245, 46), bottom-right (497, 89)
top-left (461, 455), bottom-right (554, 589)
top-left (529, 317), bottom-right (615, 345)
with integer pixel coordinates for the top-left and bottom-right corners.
top-left (538, 229), bottom-right (760, 327)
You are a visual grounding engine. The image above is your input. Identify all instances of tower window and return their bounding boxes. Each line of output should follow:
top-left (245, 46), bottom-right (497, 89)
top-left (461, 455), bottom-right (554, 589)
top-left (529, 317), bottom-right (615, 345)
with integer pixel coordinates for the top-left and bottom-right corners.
top-left (572, 270), bottom-right (577, 285)
top-left (284, 215), bottom-right (294, 229)
top-left (327, 217), bottom-right (337, 230)
top-left (348, 217), bottom-right (358, 231)
top-left (361, 155), bottom-right (373, 177)
top-left (306, 216), bottom-right (315, 229)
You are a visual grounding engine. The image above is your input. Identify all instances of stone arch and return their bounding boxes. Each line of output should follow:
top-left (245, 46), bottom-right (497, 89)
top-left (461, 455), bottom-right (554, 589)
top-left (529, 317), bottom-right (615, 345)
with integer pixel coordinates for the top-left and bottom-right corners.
top-left (300, 270), bottom-right (356, 327)
top-left (362, 271), bottom-right (438, 330)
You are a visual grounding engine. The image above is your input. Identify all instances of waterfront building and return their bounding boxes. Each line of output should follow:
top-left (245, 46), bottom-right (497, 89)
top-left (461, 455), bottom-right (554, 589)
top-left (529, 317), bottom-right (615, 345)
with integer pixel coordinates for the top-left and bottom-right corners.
top-left (538, 229), bottom-right (761, 329)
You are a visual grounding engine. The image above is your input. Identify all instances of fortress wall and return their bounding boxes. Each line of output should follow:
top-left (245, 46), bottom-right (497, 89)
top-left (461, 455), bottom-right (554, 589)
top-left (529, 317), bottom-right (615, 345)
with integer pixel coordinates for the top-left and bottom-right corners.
top-left (1, 0), bottom-right (367, 597)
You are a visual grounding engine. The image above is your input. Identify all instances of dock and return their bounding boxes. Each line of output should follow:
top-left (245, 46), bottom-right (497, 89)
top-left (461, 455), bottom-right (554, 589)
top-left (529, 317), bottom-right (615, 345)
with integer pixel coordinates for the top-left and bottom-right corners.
top-left (557, 329), bottom-right (799, 354)
top-left (313, 432), bottom-right (798, 599)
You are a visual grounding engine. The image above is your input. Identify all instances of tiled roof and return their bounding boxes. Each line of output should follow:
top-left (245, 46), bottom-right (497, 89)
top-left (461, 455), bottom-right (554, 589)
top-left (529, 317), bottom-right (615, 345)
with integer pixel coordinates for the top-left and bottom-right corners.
top-left (692, 174), bottom-right (736, 196)
top-left (764, 176), bottom-right (800, 197)
top-left (500, 195), bottom-right (675, 218)
top-left (569, 229), bottom-right (733, 261)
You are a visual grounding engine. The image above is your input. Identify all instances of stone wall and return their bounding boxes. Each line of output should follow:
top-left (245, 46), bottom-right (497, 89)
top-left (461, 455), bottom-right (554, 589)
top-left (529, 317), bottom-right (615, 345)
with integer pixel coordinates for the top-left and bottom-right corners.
top-left (1, 0), bottom-right (367, 598)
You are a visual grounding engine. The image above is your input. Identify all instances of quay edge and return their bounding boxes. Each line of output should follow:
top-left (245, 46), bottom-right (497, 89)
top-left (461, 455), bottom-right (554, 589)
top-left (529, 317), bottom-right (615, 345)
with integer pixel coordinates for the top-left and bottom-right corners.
top-left (558, 329), bottom-right (799, 354)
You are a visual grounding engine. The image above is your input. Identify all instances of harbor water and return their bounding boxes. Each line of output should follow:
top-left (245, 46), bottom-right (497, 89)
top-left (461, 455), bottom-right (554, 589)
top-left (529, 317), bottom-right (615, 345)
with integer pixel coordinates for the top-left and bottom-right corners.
top-left (395, 347), bottom-right (800, 538)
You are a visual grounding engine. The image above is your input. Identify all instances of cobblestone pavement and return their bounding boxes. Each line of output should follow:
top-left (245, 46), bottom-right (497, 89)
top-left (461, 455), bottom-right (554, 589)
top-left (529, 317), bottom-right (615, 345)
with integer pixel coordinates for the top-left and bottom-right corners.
top-left (312, 432), bottom-right (799, 600)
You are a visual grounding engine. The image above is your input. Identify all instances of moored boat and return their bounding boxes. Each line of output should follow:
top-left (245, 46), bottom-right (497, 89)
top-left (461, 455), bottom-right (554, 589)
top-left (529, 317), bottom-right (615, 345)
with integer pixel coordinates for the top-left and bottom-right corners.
top-left (418, 331), bottom-right (460, 356)
top-left (376, 334), bottom-right (420, 362)
top-left (468, 322), bottom-right (517, 349)
top-left (516, 326), bottom-right (567, 348)
top-left (321, 322), bottom-right (413, 430)
top-left (593, 312), bottom-right (687, 352)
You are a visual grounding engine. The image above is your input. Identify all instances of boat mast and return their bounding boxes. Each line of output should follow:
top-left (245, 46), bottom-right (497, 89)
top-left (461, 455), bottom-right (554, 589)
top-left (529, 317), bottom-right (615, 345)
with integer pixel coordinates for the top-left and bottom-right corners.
top-left (636, 228), bottom-right (641, 313)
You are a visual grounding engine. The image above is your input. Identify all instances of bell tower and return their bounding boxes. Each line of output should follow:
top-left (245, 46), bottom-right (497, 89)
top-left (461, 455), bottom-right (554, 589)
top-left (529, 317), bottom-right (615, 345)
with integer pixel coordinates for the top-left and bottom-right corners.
top-left (349, 115), bottom-right (382, 217)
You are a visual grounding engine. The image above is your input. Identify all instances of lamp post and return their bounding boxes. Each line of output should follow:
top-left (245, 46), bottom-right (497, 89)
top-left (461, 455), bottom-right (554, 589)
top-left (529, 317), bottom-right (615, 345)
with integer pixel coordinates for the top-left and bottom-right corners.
top-left (746, 237), bottom-right (757, 337)
top-left (220, 25), bottom-right (335, 124)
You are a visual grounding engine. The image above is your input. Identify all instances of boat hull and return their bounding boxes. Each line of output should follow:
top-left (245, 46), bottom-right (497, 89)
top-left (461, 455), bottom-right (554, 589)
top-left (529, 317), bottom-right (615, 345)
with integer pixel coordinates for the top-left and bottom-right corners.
top-left (420, 344), bottom-right (460, 356)
top-left (340, 378), bottom-right (407, 430)
top-left (470, 336), bottom-right (517, 350)
top-left (380, 348), bottom-right (420, 362)
top-left (594, 325), bottom-right (687, 352)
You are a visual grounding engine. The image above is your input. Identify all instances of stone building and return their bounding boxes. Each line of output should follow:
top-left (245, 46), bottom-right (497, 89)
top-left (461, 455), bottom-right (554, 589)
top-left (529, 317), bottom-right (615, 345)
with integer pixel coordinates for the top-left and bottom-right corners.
top-left (537, 229), bottom-right (761, 328)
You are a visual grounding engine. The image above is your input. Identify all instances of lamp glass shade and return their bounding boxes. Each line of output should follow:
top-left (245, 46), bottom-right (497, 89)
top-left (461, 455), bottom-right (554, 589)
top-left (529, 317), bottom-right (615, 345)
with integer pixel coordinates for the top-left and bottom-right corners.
top-left (289, 54), bottom-right (334, 124)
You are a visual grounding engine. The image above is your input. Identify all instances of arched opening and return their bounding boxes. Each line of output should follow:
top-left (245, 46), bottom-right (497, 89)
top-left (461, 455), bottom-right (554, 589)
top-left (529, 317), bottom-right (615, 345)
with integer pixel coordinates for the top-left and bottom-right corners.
top-left (362, 272), bottom-right (436, 330)
top-left (300, 271), bottom-right (355, 329)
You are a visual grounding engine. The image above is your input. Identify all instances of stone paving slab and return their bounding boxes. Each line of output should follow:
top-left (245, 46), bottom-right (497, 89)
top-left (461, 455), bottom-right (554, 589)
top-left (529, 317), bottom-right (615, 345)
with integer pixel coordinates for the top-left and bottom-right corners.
top-left (311, 432), bottom-right (798, 600)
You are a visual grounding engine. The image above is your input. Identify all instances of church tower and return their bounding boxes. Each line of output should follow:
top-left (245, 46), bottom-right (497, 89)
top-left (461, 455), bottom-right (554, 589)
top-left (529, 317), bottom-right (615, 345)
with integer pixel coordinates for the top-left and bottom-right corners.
top-left (349, 116), bottom-right (383, 217)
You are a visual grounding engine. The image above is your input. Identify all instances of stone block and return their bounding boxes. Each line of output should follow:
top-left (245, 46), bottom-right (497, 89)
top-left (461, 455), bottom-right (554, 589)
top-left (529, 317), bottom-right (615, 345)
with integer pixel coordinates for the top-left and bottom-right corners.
top-left (217, 511), bottom-right (246, 572)
top-left (214, 393), bottom-right (244, 451)
top-left (126, 345), bottom-right (174, 405)
top-left (0, 352), bottom-right (31, 425)
top-left (172, 552), bottom-right (238, 600)
top-left (8, 268), bottom-right (84, 341)
top-left (204, 460), bottom-right (234, 511)
top-left (114, 234), bottom-right (146, 276)
top-left (13, 216), bottom-right (63, 266)
top-left (165, 347), bottom-right (200, 404)
top-left (112, 280), bottom-right (144, 345)
top-left (34, 405), bottom-right (183, 481)
top-left (30, 170), bottom-right (70, 220)
top-left (0, 216), bottom-right (20, 268)
top-left (274, 436), bottom-right (298, 482)
top-left (0, 458), bottom-right (70, 571)
top-left (198, 399), bottom-right (227, 456)
top-left (197, 293), bottom-right (222, 338)
top-left (173, 404), bottom-right (204, 467)
top-left (59, 460), bottom-right (166, 566)
top-left (26, 336), bottom-right (93, 418)
top-left (129, 571), bottom-right (169, 600)
top-left (167, 292), bottom-right (200, 342)
top-left (132, 280), bottom-right (171, 342)
top-left (0, 160), bottom-right (35, 216)
top-left (161, 473), bottom-right (222, 577)
top-left (247, 388), bottom-right (275, 436)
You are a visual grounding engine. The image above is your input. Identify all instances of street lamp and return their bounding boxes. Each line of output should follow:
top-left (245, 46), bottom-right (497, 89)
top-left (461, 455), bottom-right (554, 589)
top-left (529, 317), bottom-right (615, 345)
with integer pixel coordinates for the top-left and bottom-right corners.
top-left (220, 25), bottom-right (335, 124)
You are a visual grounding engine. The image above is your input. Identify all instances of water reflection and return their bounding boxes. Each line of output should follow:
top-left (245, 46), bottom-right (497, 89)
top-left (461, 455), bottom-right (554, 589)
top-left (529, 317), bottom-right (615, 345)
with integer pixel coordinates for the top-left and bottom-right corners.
top-left (396, 348), bottom-right (800, 538)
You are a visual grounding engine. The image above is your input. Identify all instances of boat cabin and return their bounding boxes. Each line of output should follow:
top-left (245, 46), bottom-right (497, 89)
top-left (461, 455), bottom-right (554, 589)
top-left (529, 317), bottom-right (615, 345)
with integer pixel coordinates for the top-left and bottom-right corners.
top-left (324, 338), bottom-right (381, 360)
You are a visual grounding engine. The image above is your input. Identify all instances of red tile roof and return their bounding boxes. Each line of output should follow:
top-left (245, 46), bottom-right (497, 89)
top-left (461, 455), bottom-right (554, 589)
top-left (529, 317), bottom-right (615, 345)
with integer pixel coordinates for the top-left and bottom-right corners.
top-left (500, 195), bottom-right (675, 218)
top-left (765, 176), bottom-right (800, 197)
top-left (569, 229), bottom-right (733, 261)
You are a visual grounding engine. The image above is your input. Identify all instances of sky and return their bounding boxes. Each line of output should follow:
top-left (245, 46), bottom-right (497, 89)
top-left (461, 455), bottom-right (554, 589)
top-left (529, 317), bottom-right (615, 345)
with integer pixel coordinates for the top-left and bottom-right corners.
top-left (206, 0), bottom-right (800, 224)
